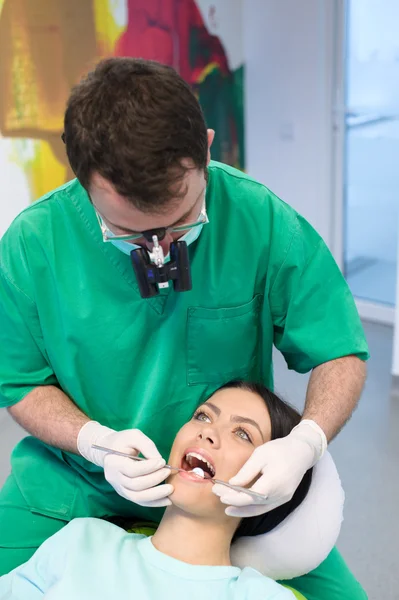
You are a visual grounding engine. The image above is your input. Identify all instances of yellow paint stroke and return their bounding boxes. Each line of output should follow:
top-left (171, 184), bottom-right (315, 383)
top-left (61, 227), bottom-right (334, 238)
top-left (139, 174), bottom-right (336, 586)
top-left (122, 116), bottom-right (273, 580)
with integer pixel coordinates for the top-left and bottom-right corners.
top-left (196, 62), bottom-right (220, 84)
top-left (29, 140), bottom-right (66, 199)
top-left (7, 8), bottom-right (40, 131)
top-left (8, 140), bottom-right (66, 201)
top-left (94, 0), bottom-right (127, 56)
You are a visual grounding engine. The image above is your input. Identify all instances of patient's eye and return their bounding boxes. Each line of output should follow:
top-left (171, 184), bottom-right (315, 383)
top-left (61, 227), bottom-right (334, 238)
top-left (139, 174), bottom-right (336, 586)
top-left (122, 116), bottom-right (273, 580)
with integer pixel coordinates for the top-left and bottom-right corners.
top-left (193, 409), bottom-right (211, 423)
top-left (233, 427), bottom-right (252, 443)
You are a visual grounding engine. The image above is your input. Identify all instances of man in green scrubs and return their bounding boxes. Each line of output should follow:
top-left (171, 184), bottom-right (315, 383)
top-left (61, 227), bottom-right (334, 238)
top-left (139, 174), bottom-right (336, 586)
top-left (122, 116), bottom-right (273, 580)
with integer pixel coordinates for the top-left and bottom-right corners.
top-left (0, 58), bottom-right (368, 599)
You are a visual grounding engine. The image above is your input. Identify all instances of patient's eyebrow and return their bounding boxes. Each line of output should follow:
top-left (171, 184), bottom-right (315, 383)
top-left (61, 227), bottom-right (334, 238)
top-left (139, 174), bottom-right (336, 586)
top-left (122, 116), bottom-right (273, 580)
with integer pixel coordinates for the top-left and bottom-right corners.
top-left (230, 415), bottom-right (264, 442)
top-left (205, 402), bottom-right (265, 442)
top-left (205, 402), bottom-right (221, 416)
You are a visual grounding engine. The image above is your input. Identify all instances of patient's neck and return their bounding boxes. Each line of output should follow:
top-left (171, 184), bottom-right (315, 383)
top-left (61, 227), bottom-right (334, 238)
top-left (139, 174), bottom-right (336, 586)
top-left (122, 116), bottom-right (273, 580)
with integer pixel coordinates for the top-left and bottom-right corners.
top-left (152, 507), bottom-right (235, 566)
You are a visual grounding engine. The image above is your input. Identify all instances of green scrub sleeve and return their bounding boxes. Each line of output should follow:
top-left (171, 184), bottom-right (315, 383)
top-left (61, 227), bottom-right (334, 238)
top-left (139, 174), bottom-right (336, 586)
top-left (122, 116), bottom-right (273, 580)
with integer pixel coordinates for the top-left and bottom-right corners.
top-left (269, 214), bottom-right (369, 374)
top-left (0, 268), bottom-right (58, 408)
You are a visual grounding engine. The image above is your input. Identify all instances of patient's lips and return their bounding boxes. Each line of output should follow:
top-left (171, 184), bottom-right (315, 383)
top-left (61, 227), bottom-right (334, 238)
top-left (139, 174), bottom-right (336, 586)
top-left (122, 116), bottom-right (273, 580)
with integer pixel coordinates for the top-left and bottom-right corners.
top-left (179, 446), bottom-right (216, 483)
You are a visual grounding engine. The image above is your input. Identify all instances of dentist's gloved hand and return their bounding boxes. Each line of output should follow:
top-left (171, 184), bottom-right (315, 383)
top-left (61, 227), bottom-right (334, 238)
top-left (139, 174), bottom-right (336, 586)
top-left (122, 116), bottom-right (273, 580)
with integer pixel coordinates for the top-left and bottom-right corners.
top-left (77, 421), bottom-right (173, 508)
top-left (212, 420), bottom-right (327, 517)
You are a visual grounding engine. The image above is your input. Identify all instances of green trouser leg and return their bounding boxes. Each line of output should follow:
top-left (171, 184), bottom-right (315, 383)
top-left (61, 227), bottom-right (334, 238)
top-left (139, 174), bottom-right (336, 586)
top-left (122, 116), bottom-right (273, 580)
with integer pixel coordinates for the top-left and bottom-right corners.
top-left (278, 547), bottom-right (368, 600)
top-left (0, 474), bottom-right (68, 576)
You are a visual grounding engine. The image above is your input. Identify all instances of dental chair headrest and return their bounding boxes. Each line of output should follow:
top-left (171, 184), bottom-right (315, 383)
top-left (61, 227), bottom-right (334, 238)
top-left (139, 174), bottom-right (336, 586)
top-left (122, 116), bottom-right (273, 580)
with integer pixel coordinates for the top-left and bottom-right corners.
top-left (230, 451), bottom-right (344, 580)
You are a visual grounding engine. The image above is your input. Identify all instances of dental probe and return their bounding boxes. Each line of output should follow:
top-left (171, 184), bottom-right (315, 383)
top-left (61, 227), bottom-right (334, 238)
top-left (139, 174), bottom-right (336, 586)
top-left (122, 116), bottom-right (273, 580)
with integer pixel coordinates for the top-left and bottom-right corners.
top-left (92, 444), bottom-right (268, 502)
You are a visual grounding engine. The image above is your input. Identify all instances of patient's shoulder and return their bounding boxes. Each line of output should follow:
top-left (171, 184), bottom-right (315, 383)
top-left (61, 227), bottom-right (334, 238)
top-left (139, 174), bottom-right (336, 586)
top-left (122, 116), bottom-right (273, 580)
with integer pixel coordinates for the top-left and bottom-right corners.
top-left (61, 518), bottom-right (145, 550)
top-left (237, 567), bottom-right (296, 598)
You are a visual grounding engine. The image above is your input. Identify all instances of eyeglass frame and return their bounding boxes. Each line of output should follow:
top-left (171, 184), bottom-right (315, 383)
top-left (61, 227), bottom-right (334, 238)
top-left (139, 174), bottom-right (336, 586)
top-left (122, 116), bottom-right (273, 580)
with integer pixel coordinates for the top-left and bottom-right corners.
top-left (95, 201), bottom-right (209, 243)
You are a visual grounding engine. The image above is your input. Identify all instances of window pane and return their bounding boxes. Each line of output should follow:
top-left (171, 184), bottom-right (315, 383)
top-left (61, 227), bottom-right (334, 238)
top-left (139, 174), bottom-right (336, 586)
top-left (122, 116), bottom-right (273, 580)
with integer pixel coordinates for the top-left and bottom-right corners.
top-left (345, 0), bottom-right (399, 306)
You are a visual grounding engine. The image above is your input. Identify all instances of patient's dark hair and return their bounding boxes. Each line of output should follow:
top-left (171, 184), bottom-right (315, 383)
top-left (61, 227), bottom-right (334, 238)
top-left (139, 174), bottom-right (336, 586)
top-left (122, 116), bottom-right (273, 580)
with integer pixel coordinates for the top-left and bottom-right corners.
top-left (219, 381), bottom-right (313, 542)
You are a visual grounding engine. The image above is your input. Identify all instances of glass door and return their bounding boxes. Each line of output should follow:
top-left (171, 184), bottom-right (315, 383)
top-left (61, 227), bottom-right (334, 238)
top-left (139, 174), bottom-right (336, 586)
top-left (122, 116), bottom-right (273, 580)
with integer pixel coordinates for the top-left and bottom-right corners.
top-left (344, 0), bottom-right (399, 308)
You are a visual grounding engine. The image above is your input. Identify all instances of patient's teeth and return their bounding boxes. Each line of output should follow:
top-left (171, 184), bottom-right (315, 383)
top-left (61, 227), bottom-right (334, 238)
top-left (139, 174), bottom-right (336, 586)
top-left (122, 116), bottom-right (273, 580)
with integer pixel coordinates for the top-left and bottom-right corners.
top-left (206, 460), bottom-right (214, 474)
top-left (186, 452), bottom-right (215, 475)
top-left (185, 452), bottom-right (215, 476)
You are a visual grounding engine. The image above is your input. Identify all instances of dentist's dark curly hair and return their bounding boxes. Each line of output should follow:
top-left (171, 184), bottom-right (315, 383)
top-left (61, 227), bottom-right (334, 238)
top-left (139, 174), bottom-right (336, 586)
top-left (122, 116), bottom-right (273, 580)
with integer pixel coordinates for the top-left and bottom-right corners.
top-left (218, 381), bottom-right (313, 542)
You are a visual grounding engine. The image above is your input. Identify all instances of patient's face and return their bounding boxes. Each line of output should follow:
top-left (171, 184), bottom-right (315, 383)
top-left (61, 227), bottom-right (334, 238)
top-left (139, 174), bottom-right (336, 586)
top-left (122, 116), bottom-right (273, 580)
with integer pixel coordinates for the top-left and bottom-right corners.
top-left (167, 387), bottom-right (272, 520)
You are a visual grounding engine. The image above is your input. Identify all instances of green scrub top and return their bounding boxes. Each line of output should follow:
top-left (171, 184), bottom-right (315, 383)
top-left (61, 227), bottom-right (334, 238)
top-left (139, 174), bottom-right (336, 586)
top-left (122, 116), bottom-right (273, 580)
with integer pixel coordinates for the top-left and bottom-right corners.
top-left (0, 161), bottom-right (369, 524)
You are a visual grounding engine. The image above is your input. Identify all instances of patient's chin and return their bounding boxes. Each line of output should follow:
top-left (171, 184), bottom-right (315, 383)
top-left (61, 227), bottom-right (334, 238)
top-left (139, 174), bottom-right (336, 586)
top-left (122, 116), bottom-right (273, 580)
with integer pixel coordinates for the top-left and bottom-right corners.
top-left (169, 475), bottom-right (221, 516)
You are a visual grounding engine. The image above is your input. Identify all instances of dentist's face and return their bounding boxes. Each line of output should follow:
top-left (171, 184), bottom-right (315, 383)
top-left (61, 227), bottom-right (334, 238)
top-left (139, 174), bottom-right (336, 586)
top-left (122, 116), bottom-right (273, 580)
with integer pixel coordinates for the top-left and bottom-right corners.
top-left (90, 166), bottom-right (207, 256)
top-left (167, 387), bottom-right (272, 521)
top-left (89, 129), bottom-right (215, 257)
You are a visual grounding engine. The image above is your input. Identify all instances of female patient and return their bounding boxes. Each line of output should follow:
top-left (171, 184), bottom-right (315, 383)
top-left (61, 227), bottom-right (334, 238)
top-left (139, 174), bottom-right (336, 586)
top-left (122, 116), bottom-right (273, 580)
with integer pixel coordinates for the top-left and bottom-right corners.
top-left (0, 382), bottom-right (312, 599)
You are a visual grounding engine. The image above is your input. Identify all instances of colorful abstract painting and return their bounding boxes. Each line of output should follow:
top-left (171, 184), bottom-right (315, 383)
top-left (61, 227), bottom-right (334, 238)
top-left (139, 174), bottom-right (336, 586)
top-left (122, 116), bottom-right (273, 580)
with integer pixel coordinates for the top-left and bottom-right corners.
top-left (0, 0), bottom-right (244, 234)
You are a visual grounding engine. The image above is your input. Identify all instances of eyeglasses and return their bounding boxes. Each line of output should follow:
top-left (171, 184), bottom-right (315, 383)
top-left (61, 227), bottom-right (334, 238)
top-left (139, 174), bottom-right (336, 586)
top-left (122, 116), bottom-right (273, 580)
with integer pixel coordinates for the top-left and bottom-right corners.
top-left (96, 202), bottom-right (209, 243)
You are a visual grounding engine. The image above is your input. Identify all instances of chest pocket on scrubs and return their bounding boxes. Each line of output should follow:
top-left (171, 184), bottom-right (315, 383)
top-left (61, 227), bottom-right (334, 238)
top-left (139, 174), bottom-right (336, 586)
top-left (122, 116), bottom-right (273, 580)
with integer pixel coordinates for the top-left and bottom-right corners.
top-left (187, 295), bottom-right (263, 385)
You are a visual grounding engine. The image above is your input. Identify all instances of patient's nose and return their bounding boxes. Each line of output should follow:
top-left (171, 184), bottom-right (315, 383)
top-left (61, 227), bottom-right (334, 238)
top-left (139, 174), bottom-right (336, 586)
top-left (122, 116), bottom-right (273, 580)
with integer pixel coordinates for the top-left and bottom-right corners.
top-left (197, 428), bottom-right (220, 448)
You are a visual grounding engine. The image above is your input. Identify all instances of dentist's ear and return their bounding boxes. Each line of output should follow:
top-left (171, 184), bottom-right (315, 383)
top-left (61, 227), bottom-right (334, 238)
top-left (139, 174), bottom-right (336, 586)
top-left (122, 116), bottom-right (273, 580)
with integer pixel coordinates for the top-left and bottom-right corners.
top-left (207, 129), bottom-right (215, 165)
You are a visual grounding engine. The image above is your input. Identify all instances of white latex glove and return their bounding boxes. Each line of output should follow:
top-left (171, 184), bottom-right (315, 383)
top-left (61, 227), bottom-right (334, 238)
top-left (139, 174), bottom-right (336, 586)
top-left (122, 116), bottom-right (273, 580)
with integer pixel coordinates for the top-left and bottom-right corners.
top-left (77, 421), bottom-right (173, 508)
top-left (212, 420), bottom-right (327, 517)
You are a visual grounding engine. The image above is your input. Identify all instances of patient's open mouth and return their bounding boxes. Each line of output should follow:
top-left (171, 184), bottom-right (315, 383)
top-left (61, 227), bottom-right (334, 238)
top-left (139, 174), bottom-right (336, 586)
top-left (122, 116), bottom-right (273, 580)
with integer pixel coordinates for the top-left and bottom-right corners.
top-left (181, 448), bottom-right (216, 480)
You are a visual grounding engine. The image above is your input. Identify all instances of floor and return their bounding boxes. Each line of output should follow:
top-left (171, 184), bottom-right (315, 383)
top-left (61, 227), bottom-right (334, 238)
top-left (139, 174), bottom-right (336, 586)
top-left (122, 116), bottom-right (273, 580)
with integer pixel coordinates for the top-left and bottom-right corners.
top-left (273, 321), bottom-right (398, 600)
top-left (0, 321), bottom-right (397, 599)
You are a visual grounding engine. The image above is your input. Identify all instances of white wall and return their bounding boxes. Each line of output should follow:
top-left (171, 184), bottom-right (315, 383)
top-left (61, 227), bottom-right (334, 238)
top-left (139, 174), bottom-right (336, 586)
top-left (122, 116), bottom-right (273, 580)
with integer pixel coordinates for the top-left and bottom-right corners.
top-left (196, 0), bottom-right (243, 71)
top-left (243, 0), bottom-right (340, 253)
